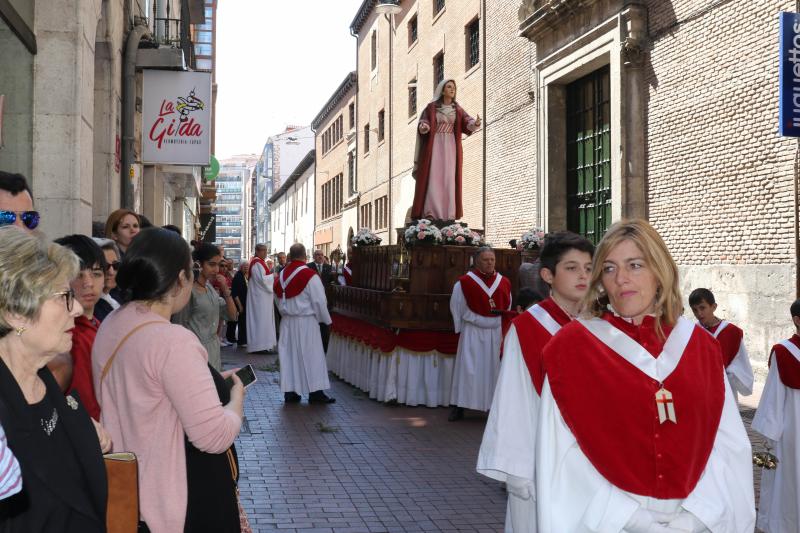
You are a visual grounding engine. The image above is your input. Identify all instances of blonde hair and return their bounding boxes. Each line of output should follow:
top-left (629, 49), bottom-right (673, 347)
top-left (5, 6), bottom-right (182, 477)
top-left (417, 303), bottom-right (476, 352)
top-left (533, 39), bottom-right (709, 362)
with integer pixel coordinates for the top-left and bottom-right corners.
top-left (0, 227), bottom-right (79, 337)
top-left (104, 208), bottom-right (139, 238)
top-left (582, 219), bottom-right (682, 339)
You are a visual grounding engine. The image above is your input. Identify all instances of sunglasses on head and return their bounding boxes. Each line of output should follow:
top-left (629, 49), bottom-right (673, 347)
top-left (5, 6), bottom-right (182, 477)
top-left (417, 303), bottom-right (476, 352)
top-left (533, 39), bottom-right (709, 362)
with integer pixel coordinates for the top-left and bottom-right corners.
top-left (0, 210), bottom-right (40, 230)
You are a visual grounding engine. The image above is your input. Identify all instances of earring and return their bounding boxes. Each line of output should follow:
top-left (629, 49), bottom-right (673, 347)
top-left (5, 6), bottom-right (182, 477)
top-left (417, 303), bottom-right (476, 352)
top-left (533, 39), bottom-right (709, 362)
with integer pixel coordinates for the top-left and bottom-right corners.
top-left (15, 326), bottom-right (26, 337)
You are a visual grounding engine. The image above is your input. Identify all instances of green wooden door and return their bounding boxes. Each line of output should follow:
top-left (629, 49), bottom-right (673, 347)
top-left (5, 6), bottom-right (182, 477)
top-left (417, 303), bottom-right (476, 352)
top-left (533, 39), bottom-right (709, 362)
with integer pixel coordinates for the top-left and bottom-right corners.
top-left (566, 67), bottom-right (611, 245)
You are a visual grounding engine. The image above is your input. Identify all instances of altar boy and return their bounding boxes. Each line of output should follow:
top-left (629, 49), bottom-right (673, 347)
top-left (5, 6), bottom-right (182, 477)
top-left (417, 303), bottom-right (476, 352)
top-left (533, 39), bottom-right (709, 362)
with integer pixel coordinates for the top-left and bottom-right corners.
top-left (752, 299), bottom-right (800, 533)
top-left (477, 231), bottom-right (593, 533)
top-left (689, 288), bottom-right (754, 400)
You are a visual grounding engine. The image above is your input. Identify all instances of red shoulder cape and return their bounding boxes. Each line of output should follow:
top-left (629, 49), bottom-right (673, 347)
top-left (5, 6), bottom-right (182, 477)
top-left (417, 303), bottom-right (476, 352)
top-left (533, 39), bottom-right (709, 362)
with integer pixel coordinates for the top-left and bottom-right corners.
top-left (273, 261), bottom-right (315, 299)
top-left (458, 270), bottom-right (511, 317)
top-left (512, 298), bottom-right (571, 395)
top-left (543, 314), bottom-right (725, 499)
top-left (709, 321), bottom-right (743, 367)
top-left (342, 263), bottom-right (353, 285)
top-left (412, 101), bottom-right (474, 220)
top-left (248, 256), bottom-right (270, 280)
top-left (769, 334), bottom-right (800, 389)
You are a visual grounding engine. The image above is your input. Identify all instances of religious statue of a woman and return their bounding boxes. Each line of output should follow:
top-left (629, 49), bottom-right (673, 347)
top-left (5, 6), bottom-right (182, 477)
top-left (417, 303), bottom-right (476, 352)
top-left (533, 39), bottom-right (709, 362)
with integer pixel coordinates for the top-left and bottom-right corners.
top-left (412, 79), bottom-right (481, 222)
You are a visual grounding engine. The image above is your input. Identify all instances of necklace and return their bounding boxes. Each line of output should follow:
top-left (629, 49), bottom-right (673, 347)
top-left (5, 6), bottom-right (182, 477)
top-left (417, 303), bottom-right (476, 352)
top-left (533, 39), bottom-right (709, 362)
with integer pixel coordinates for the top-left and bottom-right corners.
top-left (41, 407), bottom-right (58, 436)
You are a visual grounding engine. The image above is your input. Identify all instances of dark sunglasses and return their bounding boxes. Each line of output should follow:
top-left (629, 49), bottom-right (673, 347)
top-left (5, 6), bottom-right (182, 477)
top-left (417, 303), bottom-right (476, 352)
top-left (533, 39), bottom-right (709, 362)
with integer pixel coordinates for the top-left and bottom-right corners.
top-left (0, 210), bottom-right (40, 230)
top-left (53, 289), bottom-right (76, 312)
top-left (106, 261), bottom-right (121, 271)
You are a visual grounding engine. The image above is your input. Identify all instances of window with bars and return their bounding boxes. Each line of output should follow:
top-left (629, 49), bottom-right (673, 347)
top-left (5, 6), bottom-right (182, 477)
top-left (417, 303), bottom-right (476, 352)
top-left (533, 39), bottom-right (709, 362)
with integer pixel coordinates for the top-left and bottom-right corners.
top-left (363, 123), bottom-right (370, 153)
top-left (374, 195), bottom-right (389, 230)
top-left (360, 202), bottom-right (373, 229)
top-left (408, 79), bottom-right (417, 117)
top-left (434, 0), bottom-right (445, 16)
top-left (378, 110), bottom-right (385, 142)
top-left (466, 18), bottom-right (479, 70)
top-left (370, 30), bottom-right (377, 71)
top-left (433, 51), bottom-right (444, 89)
top-left (322, 115), bottom-right (344, 155)
top-left (321, 173), bottom-right (344, 220)
top-left (408, 14), bottom-right (418, 47)
top-left (566, 66), bottom-right (612, 245)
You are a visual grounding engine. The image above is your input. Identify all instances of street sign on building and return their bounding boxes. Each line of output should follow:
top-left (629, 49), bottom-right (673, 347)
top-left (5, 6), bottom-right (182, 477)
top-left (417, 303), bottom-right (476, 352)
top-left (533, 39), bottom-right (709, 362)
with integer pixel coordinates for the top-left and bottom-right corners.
top-left (141, 70), bottom-right (212, 164)
top-left (779, 12), bottom-right (800, 137)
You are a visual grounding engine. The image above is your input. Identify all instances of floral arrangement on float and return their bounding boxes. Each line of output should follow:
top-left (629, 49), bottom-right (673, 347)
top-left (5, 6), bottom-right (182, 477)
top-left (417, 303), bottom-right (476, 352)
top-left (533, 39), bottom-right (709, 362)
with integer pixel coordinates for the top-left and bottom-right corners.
top-left (519, 227), bottom-right (546, 250)
top-left (404, 219), bottom-right (443, 246)
top-left (441, 223), bottom-right (483, 246)
top-left (352, 227), bottom-right (382, 247)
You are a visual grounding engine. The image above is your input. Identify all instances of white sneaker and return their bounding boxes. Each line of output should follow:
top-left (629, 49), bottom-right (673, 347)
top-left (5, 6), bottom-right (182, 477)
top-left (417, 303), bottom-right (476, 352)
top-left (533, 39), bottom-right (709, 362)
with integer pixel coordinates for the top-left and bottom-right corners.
top-left (219, 339), bottom-right (231, 347)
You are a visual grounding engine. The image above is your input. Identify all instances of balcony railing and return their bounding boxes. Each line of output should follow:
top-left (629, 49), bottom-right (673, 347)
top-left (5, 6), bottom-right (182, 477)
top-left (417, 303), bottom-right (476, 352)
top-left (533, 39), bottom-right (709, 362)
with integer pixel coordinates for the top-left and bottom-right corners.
top-left (153, 18), bottom-right (182, 47)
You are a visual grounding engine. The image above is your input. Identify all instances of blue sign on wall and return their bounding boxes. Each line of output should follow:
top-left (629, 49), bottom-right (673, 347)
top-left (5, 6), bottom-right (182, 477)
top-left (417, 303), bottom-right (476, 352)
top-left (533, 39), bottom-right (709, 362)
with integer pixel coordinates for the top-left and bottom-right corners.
top-left (780, 12), bottom-right (800, 137)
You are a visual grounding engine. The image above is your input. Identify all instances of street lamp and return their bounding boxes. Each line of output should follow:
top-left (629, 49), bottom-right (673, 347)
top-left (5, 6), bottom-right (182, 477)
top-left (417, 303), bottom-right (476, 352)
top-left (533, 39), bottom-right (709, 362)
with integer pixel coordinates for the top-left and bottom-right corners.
top-left (374, 0), bottom-right (401, 16)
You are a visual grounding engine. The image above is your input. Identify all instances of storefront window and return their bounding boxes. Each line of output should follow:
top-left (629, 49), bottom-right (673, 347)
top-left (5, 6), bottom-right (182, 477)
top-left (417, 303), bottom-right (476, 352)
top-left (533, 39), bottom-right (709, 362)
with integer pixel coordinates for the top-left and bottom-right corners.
top-left (0, 17), bottom-right (35, 179)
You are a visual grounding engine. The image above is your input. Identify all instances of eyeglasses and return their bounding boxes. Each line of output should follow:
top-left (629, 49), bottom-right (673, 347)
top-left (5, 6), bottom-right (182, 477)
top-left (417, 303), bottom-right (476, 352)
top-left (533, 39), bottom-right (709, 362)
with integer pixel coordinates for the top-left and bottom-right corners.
top-left (0, 210), bottom-right (40, 230)
top-left (52, 289), bottom-right (75, 312)
top-left (107, 261), bottom-right (121, 271)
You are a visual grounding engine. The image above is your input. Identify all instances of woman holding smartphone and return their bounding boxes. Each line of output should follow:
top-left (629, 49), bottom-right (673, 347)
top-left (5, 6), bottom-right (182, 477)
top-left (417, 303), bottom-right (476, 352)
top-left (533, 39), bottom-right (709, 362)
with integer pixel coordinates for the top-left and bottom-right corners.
top-left (93, 228), bottom-right (247, 533)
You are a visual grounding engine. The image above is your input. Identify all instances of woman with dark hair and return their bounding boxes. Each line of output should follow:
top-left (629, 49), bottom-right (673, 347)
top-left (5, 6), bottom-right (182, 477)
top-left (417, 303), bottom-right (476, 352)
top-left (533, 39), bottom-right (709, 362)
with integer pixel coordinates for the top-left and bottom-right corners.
top-left (53, 235), bottom-right (108, 420)
top-left (173, 242), bottom-right (238, 371)
top-left (93, 228), bottom-right (245, 533)
top-left (91, 238), bottom-right (121, 322)
top-left (412, 79), bottom-right (481, 221)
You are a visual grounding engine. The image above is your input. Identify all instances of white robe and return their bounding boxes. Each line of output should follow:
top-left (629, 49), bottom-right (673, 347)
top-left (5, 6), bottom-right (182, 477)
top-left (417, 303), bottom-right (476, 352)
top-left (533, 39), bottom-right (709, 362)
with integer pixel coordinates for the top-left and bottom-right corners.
top-left (707, 321), bottom-right (754, 402)
top-left (449, 281), bottom-right (503, 412)
top-left (246, 262), bottom-right (276, 352)
top-left (536, 321), bottom-right (755, 532)
top-left (277, 273), bottom-right (332, 394)
top-left (477, 326), bottom-right (539, 533)
top-left (752, 345), bottom-right (800, 533)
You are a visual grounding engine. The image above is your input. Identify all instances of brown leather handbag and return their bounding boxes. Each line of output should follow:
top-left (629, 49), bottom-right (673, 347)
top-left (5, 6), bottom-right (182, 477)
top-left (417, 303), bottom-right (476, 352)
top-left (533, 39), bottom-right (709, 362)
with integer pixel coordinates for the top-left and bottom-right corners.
top-left (100, 321), bottom-right (161, 533)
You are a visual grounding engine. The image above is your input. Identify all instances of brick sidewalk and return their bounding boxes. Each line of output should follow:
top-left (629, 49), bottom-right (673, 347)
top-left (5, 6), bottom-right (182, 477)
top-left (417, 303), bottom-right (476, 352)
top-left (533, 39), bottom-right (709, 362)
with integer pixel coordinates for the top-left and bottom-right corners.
top-left (223, 346), bottom-right (767, 533)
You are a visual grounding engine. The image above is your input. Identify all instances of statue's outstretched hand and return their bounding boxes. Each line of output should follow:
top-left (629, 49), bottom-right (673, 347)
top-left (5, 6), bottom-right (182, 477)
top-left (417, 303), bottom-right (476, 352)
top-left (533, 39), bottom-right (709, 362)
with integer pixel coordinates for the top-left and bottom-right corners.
top-left (474, 115), bottom-right (482, 127)
top-left (419, 122), bottom-right (430, 134)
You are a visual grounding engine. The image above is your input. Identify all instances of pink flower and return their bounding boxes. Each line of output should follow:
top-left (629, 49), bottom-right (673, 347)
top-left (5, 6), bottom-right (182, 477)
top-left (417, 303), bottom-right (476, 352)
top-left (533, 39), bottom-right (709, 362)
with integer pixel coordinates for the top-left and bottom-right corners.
top-left (419, 224), bottom-right (427, 230)
top-left (446, 230), bottom-right (454, 237)
top-left (455, 236), bottom-right (465, 243)
top-left (417, 231), bottom-right (426, 240)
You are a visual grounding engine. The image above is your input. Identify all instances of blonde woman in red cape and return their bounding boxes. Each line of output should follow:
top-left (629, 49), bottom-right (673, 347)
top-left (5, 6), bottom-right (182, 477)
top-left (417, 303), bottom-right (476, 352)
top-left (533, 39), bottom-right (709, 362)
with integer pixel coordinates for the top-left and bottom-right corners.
top-left (535, 219), bottom-right (755, 532)
top-left (412, 79), bottom-right (480, 221)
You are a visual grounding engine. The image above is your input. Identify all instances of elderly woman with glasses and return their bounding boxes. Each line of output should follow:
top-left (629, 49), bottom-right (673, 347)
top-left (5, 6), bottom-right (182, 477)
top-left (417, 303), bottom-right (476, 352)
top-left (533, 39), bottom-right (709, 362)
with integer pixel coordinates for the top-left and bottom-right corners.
top-left (91, 238), bottom-right (122, 321)
top-left (0, 226), bottom-right (111, 532)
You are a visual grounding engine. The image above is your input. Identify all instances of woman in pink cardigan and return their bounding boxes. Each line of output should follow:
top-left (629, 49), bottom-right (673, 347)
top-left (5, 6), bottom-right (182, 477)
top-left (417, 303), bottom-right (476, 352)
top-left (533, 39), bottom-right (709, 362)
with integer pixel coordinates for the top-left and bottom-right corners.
top-left (93, 228), bottom-right (246, 533)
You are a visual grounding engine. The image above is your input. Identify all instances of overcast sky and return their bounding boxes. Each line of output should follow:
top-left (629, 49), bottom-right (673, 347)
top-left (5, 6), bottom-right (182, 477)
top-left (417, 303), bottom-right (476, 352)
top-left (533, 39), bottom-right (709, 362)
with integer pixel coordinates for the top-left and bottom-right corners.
top-left (215, 1), bottom-right (364, 159)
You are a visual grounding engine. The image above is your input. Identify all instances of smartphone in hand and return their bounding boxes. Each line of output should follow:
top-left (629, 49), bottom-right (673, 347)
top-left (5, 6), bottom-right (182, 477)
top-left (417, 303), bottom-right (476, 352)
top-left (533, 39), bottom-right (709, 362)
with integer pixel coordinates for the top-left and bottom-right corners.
top-left (224, 364), bottom-right (257, 389)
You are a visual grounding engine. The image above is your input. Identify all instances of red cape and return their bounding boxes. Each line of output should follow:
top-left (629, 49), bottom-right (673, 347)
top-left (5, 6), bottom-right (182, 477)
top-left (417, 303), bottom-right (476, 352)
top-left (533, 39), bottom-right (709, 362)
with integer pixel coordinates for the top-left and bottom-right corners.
top-left (769, 334), bottom-right (800, 389)
top-left (248, 256), bottom-right (270, 280)
top-left (512, 298), bottom-right (571, 395)
top-left (708, 321), bottom-right (743, 367)
top-left (412, 101), bottom-right (475, 220)
top-left (69, 315), bottom-right (100, 420)
top-left (543, 314), bottom-right (724, 499)
top-left (342, 263), bottom-right (353, 286)
top-left (458, 270), bottom-right (511, 317)
top-left (274, 260), bottom-right (315, 299)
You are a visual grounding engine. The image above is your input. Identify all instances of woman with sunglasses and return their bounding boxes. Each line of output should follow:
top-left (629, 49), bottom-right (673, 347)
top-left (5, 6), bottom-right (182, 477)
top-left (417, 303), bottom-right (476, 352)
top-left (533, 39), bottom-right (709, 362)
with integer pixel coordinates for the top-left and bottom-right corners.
top-left (91, 238), bottom-right (122, 322)
top-left (0, 226), bottom-right (111, 532)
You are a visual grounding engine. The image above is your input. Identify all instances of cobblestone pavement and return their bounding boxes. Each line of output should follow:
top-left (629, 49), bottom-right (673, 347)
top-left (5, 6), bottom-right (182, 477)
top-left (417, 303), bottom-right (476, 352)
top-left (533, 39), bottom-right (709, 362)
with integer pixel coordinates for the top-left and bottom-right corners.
top-left (222, 345), bottom-right (767, 533)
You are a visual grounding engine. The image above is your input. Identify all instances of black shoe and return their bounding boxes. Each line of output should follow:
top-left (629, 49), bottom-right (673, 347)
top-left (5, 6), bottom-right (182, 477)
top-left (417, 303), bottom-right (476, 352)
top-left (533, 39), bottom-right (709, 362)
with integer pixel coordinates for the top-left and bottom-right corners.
top-left (308, 392), bottom-right (336, 404)
top-left (284, 392), bottom-right (301, 403)
top-left (448, 407), bottom-right (464, 422)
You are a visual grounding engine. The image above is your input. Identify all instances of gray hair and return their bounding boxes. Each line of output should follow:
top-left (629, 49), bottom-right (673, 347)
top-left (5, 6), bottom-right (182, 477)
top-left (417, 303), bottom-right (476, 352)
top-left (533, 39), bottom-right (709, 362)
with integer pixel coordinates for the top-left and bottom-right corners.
top-left (473, 245), bottom-right (495, 262)
top-left (255, 243), bottom-right (267, 252)
top-left (92, 237), bottom-right (121, 260)
top-left (0, 227), bottom-right (79, 338)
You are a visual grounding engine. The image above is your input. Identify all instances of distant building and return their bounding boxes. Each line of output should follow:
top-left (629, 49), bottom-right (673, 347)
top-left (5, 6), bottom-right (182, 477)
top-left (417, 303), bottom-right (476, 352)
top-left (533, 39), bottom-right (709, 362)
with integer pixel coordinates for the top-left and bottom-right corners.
top-left (255, 126), bottom-right (314, 249)
top-left (269, 150), bottom-right (315, 255)
top-left (215, 154), bottom-right (258, 261)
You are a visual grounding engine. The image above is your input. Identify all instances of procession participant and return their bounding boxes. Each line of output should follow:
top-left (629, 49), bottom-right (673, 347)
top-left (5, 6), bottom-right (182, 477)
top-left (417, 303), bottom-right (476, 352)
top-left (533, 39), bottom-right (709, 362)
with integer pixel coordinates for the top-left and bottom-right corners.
top-left (337, 249), bottom-right (353, 286)
top-left (536, 219), bottom-right (755, 532)
top-left (274, 252), bottom-right (287, 275)
top-left (448, 246), bottom-right (511, 421)
top-left (172, 242), bottom-right (238, 371)
top-left (751, 299), bottom-right (800, 533)
top-left (477, 231), bottom-right (593, 533)
top-left (307, 249), bottom-right (333, 351)
top-left (689, 287), bottom-right (754, 401)
top-left (246, 244), bottom-right (277, 353)
top-left (231, 262), bottom-right (249, 347)
top-left (274, 243), bottom-right (335, 404)
top-left (412, 79), bottom-right (481, 221)
top-left (54, 235), bottom-right (108, 420)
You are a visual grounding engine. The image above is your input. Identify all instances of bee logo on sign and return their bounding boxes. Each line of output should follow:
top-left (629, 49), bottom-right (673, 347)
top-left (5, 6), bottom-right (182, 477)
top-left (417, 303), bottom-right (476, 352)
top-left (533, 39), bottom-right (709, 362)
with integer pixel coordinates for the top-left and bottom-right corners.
top-left (780, 12), bottom-right (800, 136)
